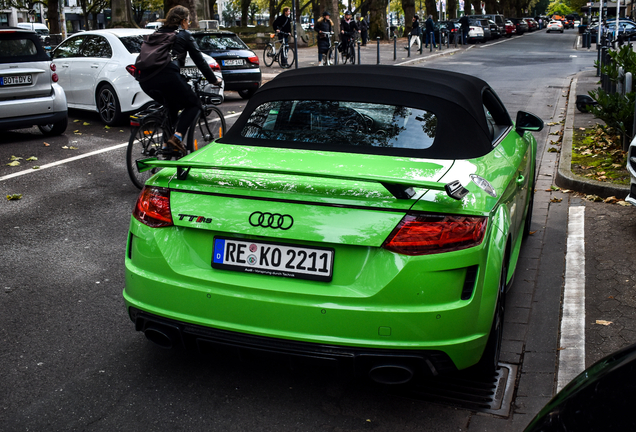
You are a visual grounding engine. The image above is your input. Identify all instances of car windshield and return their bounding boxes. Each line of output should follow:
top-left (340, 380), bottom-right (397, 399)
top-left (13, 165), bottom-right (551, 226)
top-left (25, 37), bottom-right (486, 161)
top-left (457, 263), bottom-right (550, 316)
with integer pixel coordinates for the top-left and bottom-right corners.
top-left (192, 34), bottom-right (247, 50)
top-left (119, 35), bottom-right (144, 53)
top-left (241, 100), bottom-right (437, 150)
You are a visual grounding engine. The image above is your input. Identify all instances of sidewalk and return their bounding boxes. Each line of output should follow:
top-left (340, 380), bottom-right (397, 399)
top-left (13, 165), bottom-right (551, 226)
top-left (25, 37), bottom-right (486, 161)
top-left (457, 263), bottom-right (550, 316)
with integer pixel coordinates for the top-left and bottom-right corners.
top-left (259, 37), bottom-right (468, 81)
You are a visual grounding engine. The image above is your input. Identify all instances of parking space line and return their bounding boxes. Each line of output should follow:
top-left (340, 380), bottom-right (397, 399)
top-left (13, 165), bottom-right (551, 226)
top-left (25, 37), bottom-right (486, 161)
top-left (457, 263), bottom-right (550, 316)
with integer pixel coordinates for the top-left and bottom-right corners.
top-left (557, 205), bottom-right (586, 391)
top-left (0, 112), bottom-right (243, 183)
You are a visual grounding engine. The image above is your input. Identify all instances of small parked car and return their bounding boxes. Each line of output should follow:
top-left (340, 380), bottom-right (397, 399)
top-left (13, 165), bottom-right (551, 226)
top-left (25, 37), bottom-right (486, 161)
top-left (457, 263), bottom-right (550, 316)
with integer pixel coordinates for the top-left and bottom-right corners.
top-left (468, 22), bottom-right (485, 43)
top-left (546, 20), bottom-right (564, 33)
top-left (0, 28), bottom-right (68, 136)
top-left (504, 20), bottom-right (517, 37)
top-left (523, 18), bottom-right (538, 31)
top-left (190, 30), bottom-right (261, 99)
top-left (51, 29), bottom-right (223, 125)
top-left (509, 18), bottom-right (529, 35)
top-left (470, 19), bottom-right (492, 40)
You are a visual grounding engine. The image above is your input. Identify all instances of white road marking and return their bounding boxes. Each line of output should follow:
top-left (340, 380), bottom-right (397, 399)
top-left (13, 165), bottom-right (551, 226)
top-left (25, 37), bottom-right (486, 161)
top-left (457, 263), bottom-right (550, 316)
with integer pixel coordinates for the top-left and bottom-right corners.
top-left (557, 205), bottom-right (586, 391)
top-left (0, 112), bottom-right (243, 183)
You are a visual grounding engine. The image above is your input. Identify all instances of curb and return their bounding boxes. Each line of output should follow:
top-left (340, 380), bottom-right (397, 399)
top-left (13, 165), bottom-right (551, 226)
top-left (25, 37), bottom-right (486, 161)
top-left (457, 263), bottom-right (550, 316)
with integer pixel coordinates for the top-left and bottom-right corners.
top-left (555, 74), bottom-right (630, 198)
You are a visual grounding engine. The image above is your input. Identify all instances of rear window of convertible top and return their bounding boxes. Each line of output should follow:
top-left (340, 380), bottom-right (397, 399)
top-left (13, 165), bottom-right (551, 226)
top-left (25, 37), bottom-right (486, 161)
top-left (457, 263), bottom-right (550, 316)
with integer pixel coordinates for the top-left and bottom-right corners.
top-left (240, 100), bottom-right (437, 150)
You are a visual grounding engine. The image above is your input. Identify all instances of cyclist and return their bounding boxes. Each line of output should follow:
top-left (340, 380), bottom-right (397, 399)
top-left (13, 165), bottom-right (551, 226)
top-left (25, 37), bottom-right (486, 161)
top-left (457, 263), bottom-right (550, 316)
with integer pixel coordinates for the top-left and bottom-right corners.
top-left (272, 7), bottom-right (292, 67)
top-left (315, 10), bottom-right (334, 65)
top-left (138, 5), bottom-right (222, 154)
top-left (339, 10), bottom-right (358, 55)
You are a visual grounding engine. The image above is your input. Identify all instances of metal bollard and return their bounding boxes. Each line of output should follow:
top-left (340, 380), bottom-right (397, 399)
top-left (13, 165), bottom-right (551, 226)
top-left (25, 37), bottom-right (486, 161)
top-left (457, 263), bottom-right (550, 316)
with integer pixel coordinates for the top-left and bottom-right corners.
top-left (358, 41), bottom-right (361, 64)
top-left (430, 32), bottom-right (434, 52)
top-left (626, 72), bottom-right (632, 94)
top-left (407, 34), bottom-right (411, 57)
top-left (377, 37), bottom-right (380, 64)
top-left (394, 35), bottom-right (397, 61)
top-left (334, 42), bottom-right (339, 65)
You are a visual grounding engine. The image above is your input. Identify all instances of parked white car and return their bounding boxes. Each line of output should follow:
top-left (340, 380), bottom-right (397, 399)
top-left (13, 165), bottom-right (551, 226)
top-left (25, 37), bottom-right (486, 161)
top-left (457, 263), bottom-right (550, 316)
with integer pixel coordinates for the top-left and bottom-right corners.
top-left (51, 29), bottom-right (223, 125)
top-left (546, 20), bottom-right (564, 33)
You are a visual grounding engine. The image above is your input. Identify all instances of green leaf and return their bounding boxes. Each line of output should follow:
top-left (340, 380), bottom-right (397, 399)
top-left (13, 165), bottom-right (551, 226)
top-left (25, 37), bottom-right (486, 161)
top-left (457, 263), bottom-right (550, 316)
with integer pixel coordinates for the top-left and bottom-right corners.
top-left (26, 156), bottom-right (38, 161)
top-left (6, 194), bottom-right (22, 200)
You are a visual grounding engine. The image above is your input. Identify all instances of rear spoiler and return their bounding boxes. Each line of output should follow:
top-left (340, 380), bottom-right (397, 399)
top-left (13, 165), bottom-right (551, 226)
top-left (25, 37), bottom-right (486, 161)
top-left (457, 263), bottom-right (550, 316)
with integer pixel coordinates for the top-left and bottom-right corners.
top-left (136, 157), bottom-right (469, 200)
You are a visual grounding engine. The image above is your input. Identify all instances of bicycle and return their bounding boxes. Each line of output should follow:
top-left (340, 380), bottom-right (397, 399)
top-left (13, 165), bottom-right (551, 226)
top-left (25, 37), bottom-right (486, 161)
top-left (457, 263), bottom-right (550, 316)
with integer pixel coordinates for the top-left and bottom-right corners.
top-left (263, 32), bottom-right (296, 68)
top-left (318, 31), bottom-right (335, 66)
top-left (126, 74), bottom-right (226, 189)
top-left (340, 31), bottom-right (358, 64)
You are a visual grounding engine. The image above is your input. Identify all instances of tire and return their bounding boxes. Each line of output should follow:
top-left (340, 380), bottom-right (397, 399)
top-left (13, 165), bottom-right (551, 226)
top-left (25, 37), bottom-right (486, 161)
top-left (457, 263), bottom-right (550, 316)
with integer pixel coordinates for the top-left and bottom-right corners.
top-left (263, 45), bottom-right (275, 67)
top-left (349, 45), bottom-right (356, 64)
top-left (97, 83), bottom-right (122, 126)
top-left (474, 262), bottom-right (507, 377)
top-left (38, 116), bottom-right (68, 136)
top-left (326, 47), bottom-right (334, 65)
top-left (186, 105), bottom-right (226, 153)
top-left (561, 30), bottom-right (564, 33)
top-left (126, 116), bottom-right (164, 189)
top-left (280, 45), bottom-right (295, 69)
top-left (237, 88), bottom-right (258, 99)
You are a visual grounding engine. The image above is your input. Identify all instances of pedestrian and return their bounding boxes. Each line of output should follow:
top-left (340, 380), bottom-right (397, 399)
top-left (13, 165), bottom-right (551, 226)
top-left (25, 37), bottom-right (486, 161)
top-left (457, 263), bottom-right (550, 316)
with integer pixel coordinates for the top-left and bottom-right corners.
top-left (137, 5), bottom-right (222, 154)
top-left (459, 15), bottom-right (470, 44)
top-left (359, 16), bottom-right (369, 46)
top-left (315, 11), bottom-right (334, 65)
top-left (272, 7), bottom-right (291, 66)
top-left (538, 17), bottom-right (543, 29)
top-left (339, 10), bottom-right (358, 53)
top-left (405, 15), bottom-right (421, 50)
top-left (424, 14), bottom-right (436, 48)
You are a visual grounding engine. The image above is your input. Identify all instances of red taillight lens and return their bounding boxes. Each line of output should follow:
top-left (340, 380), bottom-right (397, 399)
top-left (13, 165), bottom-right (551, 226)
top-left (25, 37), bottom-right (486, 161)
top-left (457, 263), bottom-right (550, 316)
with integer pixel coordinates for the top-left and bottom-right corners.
top-left (382, 214), bottom-right (487, 256)
top-left (133, 187), bottom-right (173, 228)
top-left (209, 62), bottom-right (221, 71)
top-left (50, 63), bottom-right (56, 71)
top-left (247, 55), bottom-right (259, 65)
top-left (126, 64), bottom-right (137, 77)
top-left (51, 73), bottom-right (58, 82)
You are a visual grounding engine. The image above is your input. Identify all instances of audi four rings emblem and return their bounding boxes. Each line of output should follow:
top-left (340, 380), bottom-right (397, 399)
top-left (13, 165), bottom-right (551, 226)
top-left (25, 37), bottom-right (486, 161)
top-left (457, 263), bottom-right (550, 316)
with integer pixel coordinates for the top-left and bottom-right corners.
top-left (249, 212), bottom-right (294, 230)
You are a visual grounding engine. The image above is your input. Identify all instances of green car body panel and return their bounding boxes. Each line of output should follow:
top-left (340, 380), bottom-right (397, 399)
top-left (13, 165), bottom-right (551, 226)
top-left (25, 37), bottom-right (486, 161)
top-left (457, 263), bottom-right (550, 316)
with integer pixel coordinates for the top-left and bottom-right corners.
top-left (123, 125), bottom-right (537, 371)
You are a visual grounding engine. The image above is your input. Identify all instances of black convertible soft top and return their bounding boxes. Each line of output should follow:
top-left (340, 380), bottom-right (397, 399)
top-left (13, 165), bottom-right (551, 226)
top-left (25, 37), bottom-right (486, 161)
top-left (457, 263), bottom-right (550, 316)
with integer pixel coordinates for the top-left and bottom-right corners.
top-left (220, 65), bottom-right (511, 159)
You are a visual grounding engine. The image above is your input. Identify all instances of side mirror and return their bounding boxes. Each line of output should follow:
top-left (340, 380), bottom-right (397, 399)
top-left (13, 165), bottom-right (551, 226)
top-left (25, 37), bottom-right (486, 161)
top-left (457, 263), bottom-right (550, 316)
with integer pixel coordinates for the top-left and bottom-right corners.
top-left (515, 111), bottom-right (544, 133)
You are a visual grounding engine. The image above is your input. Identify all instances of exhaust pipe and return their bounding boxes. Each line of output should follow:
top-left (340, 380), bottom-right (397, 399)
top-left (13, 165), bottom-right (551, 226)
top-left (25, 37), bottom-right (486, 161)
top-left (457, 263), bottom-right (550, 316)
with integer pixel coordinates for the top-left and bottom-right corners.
top-left (368, 364), bottom-right (415, 385)
top-left (144, 325), bottom-right (177, 349)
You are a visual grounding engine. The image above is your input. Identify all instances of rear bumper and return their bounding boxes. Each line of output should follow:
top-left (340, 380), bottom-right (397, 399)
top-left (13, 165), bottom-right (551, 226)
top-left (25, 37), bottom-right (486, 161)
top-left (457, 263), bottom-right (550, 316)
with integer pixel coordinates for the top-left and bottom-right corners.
top-left (0, 110), bottom-right (67, 130)
top-left (129, 307), bottom-right (458, 378)
top-left (220, 68), bottom-right (261, 91)
top-left (0, 83), bottom-right (67, 130)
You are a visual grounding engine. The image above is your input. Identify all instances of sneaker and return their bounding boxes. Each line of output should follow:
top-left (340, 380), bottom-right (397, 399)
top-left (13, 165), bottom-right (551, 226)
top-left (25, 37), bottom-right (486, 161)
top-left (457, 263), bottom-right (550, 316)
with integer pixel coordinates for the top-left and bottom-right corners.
top-left (318, 62), bottom-right (324, 66)
top-left (166, 134), bottom-right (186, 153)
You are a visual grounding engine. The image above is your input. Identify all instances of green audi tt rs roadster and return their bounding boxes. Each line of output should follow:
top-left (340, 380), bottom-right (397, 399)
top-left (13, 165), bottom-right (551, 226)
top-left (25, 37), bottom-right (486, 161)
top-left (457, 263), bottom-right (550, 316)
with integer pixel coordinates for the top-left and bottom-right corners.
top-left (124, 66), bottom-right (543, 384)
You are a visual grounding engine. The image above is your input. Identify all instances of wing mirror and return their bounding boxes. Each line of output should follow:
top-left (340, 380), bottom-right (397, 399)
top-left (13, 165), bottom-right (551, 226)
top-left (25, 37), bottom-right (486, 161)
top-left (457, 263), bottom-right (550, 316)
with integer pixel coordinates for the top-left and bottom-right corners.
top-left (515, 111), bottom-right (544, 133)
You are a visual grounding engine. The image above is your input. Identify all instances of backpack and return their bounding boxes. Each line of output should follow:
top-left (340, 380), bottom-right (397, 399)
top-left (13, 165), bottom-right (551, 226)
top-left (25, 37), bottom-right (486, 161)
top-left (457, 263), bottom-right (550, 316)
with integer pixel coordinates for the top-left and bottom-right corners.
top-left (133, 30), bottom-right (177, 82)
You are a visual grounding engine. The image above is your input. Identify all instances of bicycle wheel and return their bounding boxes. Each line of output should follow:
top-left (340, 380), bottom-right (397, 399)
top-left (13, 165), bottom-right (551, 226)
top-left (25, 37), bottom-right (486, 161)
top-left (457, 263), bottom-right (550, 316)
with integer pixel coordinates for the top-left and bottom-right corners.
top-left (126, 116), bottom-right (164, 189)
top-left (263, 44), bottom-right (275, 67)
top-left (186, 105), bottom-right (226, 152)
top-left (326, 47), bottom-right (334, 65)
top-left (280, 44), bottom-right (295, 69)
top-left (348, 44), bottom-right (356, 64)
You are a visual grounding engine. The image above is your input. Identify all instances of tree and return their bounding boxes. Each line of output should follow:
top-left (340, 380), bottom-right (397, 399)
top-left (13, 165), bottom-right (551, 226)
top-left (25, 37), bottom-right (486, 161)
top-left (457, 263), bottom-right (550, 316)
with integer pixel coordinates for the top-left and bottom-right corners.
top-left (111, 0), bottom-right (137, 27)
top-left (401, 0), bottom-right (414, 35)
top-left (240, 0), bottom-right (251, 26)
top-left (223, 0), bottom-right (241, 26)
top-left (547, 0), bottom-right (573, 16)
top-left (165, 0), bottom-right (199, 27)
top-left (78, 0), bottom-right (109, 29)
top-left (131, 0), bottom-right (163, 25)
top-left (368, 0), bottom-right (388, 39)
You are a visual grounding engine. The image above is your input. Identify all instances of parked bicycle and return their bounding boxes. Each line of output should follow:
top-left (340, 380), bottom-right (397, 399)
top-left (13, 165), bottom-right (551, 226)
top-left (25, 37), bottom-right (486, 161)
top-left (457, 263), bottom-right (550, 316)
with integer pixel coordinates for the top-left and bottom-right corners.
top-left (263, 32), bottom-right (296, 68)
top-left (340, 31), bottom-right (358, 64)
top-left (126, 74), bottom-right (226, 189)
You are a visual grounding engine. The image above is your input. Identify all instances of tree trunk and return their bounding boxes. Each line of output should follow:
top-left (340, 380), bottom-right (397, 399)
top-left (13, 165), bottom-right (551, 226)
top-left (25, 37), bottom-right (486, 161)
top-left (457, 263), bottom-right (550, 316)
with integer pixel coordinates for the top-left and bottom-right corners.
top-left (484, 0), bottom-right (497, 14)
top-left (401, 0), bottom-right (415, 36)
top-left (471, 0), bottom-right (481, 14)
top-left (464, 0), bottom-right (471, 15)
top-left (331, 0), bottom-right (340, 35)
top-left (240, 0), bottom-right (250, 26)
top-left (165, 0), bottom-right (199, 27)
top-left (111, 0), bottom-right (137, 28)
top-left (368, 0), bottom-right (387, 39)
top-left (425, 0), bottom-right (438, 20)
top-left (447, 0), bottom-right (457, 18)
top-left (48, 0), bottom-right (60, 34)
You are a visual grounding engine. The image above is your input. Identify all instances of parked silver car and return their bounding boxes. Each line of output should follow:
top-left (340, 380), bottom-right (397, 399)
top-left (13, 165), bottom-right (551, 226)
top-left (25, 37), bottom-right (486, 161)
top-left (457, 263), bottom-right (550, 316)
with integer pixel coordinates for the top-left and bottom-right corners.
top-left (0, 28), bottom-right (68, 136)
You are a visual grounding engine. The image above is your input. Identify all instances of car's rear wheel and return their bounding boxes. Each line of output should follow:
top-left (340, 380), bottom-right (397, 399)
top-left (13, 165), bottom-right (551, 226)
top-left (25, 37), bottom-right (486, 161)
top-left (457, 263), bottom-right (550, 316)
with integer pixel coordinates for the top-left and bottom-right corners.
top-left (38, 117), bottom-right (68, 136)
top-left (523, 174), bottom-right (536, 238)
top-left (238, 88), bottom-right (258, 99)
top-left (97, 83), bottom-right (122, 126)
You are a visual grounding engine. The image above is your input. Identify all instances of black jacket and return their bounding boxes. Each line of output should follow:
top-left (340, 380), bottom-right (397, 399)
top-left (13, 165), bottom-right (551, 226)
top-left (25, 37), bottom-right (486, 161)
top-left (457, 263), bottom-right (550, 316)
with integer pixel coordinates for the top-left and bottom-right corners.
top-left (158, 26), bottom-right (219, 84)
top-left (340, 18), bottom-right (358, 35)
top-left (459, 15), bottom-right (470, 29)
top-left (411, 19), bottom-right (421, 35)
top-left (315, 17), bottom-right (333, 52)
top-left (272, 14), bottom-right (291, 34)
top-left (425, 17), bottom-right (435, 33)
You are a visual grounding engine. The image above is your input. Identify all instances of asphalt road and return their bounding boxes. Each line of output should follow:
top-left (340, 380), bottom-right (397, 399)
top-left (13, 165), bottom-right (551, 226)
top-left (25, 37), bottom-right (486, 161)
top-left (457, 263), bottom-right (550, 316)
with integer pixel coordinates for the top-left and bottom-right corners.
top-left (0, 31), bottom-right (603, 431)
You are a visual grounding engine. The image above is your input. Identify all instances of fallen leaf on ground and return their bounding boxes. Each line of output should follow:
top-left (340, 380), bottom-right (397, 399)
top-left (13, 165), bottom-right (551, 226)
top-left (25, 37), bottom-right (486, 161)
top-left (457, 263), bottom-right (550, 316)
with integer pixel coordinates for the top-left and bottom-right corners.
top-left (550, 197), bottom-right (563, 203)
top-left (69, 146), bottom-right (78, 150)
top-left (61, 146), bottom-right (68, 149)
top-left (551, 185), bottom-right (561, 191)
top-left (586, 194), bottom-right (603, 202)
top-left (529, 231), bottom-right (537, 235)
top-left (26, 156), bottom-right (37, 161)
top-left (43, 142), bottom-right (50, 147)
top-left (73, 119), bottom-right (80, 123)
top-left (10, 156), bottom-right (22, 161)
top-left (83, 122), bottom-right (90, 126)
top-left (6, 161), bottom-right (20, 167)
top-left (6, 194), bottom-right (22, 200)
top-left (618, 201), bottom-right (632, 206)
top-left (595, 320), bottom-right (613, 326)
top-left (604, 196), bottom-right (618, 204)
top-left (562, 189), bottom-right (572, 193)
top-left (32, 166), bottom-right (40, 169)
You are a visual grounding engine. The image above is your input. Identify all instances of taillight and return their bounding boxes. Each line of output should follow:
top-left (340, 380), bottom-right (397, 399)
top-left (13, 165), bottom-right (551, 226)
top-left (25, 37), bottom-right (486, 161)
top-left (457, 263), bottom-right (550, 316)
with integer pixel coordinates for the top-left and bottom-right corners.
top-left (247, 56), bottom-right (259, 65)
top-left (50, 63), bottom-right (56, 71)
top-left (133, 187), bottom-right (173, 228)
top-left (126, 64), bottom-right (137, 76)
top-left (209, 62), bottom-right (221, 71)
top-left (382, 213), bottom-right (487, 256)
top-left (51, 73), bottom-right (58, 82)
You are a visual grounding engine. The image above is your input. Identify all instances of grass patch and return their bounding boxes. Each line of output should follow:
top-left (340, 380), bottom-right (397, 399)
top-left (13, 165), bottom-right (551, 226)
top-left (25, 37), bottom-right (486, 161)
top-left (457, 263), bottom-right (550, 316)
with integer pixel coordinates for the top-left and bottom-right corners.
top-left (571, 125), bottom-right (629, 185)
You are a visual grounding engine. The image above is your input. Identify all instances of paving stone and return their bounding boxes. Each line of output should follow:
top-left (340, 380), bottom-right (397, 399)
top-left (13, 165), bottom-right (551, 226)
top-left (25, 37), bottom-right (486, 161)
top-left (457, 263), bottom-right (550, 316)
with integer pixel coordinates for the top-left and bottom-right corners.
top-left (516, 372), bottom-right (555, 398)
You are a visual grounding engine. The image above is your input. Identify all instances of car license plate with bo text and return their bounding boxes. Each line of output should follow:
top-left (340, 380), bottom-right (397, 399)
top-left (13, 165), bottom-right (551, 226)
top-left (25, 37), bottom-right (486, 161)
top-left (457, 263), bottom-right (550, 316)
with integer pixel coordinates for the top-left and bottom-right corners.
top-left (212, 237), bottom-right (334, 282)
top-left (0, 75), bottom-right (32, 86)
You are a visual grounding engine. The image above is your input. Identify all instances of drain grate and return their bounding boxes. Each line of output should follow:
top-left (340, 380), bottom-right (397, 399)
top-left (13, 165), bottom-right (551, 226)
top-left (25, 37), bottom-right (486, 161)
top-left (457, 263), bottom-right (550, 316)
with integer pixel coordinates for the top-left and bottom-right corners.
top-left (390, 363), bottom-right (518, 417)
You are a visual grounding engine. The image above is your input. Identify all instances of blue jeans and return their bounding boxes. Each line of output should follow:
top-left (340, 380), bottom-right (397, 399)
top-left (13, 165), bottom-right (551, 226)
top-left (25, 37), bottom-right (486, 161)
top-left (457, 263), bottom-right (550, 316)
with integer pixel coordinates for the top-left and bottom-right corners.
top-left (425, 31), bottom-right (436, 47)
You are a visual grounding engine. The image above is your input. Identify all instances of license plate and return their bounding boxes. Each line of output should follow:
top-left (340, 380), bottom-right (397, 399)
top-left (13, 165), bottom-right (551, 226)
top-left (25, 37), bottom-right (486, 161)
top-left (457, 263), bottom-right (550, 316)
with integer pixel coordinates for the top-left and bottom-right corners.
top-left (212, 237), bottom-right (334, 282)
top-left (180, 67), bottom-right (199, 76)
top-left (0, 75), bottom-right (32, 86)
top-left (222, 59), bottom-right (244, 66)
